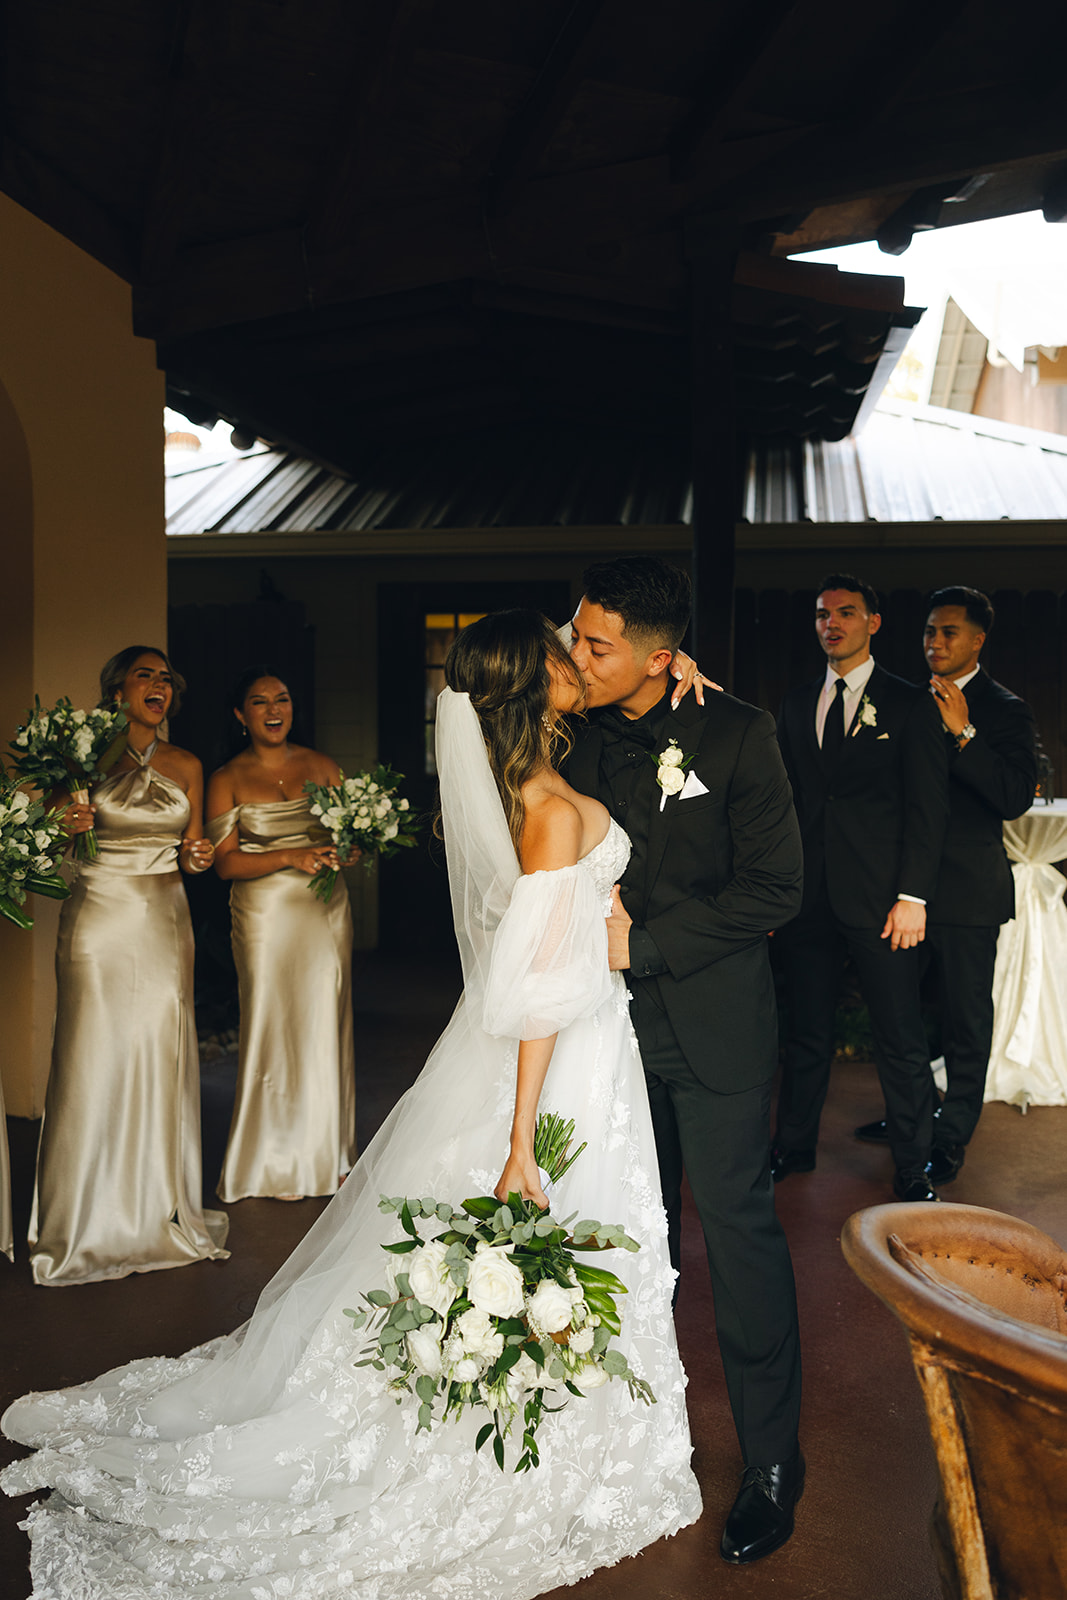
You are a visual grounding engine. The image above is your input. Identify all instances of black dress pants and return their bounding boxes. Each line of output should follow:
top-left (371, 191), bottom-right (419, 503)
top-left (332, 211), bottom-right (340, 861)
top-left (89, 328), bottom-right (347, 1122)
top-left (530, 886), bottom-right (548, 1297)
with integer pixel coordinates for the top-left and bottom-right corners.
top-left (925, 922), bottom-right (1000, 1147)
top-left (774, 898), bottom-right (935, 1175)
top-left (631, 980), bottom-right (802, 1468)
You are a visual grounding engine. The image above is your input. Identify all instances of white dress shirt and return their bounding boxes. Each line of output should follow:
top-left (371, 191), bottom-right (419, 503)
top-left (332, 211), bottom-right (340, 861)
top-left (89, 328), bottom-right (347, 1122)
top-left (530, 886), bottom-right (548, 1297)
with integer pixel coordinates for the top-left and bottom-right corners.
top-left (816, 654), bottom-right (925, 908)
top-left (815, 656), bottom-right (876, 747)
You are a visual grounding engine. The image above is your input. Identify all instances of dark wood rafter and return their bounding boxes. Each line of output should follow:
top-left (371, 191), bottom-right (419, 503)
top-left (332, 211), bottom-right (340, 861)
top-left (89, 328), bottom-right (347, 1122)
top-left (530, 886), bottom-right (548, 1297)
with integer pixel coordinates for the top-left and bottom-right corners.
top-left (301, 0), bottom-right (440, 260)
top-left (668, 0), bottom-right (812, 181)
top-left (135, 0), bottom-right (197, 283)
top-left (687, 212), bottom-right (741, 684)
top-left (484, 0), bottom-right (609, 211)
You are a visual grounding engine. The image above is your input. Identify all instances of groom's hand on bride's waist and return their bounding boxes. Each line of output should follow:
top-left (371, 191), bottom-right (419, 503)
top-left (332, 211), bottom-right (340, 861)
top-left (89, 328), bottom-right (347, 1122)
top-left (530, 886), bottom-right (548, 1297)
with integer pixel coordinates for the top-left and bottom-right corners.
top-left (606, 884), bottom-right (632, 970)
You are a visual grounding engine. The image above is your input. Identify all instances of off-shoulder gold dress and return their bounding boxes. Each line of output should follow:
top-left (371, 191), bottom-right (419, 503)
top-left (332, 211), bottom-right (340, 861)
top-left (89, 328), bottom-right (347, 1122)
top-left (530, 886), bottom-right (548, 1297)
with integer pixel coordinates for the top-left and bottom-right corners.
top-left (29, 748), bottom-right (230, 1287)
top-left (208, 798), bottom-right (356, 1201)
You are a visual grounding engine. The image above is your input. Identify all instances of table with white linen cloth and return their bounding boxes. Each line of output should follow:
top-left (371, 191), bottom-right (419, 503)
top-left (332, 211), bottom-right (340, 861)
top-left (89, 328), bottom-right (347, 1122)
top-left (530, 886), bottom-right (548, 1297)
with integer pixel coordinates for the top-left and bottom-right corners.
top-left (984, 799), bottom-right (1067, 1108)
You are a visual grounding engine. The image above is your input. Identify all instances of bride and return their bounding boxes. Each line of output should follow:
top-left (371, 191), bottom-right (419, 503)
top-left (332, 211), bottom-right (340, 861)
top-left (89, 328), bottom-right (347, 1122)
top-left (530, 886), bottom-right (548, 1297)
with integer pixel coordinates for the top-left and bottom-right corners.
top-left (2, 610), bottom-right (702, 1600)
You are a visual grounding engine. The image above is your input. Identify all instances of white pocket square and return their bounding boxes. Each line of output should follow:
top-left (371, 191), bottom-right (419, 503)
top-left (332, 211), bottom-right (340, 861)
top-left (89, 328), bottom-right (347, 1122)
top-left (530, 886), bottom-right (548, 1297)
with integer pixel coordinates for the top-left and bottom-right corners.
top-left (679, 770), bottom-right (709, 800)
top-left (877, 733), bottom-right (890, 741)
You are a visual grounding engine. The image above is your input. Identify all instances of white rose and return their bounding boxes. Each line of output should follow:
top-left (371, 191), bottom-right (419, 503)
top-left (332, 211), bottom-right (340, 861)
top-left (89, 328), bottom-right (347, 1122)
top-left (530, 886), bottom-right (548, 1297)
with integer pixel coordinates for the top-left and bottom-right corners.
top-left (569, 1326), bottom-right (595, 1354)
top-left (526, 1279), bottom-right (575, 1335)
top-left (466, 1246), bottom-right (526, 1320)
top-left (406, 1240), bottom-right (458, 1317)
top-left (577, 1361), bottom-right (610, 1390)
top-left (384, 822), bottom-right (398, 840)
top-left (658, 744), bottom-right (684, 768)
top-left (398, 798), bottom-right (410, 811)
top-left (453, 1357), bottom-right (481, 1384)
top-left (71, 710), bottom-right (87, 726)
top-left (657, 765), bottom-right (685, 795)
top-left (406, 1325), bottom-right (444, 1378)
top-left (506, 1350), bottom-right (542, 1400)
top-left (456, 1307), bottom-right (505, 1362)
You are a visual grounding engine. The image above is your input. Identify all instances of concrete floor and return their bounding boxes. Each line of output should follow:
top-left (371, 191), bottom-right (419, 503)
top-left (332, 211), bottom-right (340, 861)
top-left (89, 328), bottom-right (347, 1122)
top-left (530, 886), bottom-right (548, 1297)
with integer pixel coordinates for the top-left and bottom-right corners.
top-left (2, 951), bottom-right (1066, 1600)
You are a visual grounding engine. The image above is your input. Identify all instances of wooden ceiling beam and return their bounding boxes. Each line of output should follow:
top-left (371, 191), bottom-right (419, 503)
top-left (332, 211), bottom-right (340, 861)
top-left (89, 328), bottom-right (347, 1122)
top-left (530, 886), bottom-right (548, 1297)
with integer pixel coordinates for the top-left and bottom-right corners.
top-left (303, 0), bottom-right (441, 257)
top-left (136, 0), bottom-right (200, 284)
top-left (669, 0), bottom-right (810, 180)
top-left (486, 0), bottom-right (611, 209)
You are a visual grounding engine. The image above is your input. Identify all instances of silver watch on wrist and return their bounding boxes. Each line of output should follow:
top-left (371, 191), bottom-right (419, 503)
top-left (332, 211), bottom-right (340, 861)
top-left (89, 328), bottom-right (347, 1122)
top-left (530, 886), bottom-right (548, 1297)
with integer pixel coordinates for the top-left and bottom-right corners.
top-left (956, 723), bottom-right (976, 749)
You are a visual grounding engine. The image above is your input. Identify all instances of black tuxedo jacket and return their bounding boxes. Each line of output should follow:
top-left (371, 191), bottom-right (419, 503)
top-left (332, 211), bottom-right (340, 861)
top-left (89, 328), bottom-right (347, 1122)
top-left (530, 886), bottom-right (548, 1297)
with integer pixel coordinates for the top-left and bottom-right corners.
top-left (565, 692), bottom-right (803, 1093)
top-left (928, 669), bottom-right (1036, 927)
top-left (777, 662), bottom-right (949, 929)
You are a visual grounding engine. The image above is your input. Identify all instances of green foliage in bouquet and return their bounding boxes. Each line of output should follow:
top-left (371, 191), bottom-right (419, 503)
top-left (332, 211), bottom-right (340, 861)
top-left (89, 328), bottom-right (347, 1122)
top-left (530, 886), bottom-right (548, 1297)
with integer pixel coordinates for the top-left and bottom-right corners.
top-left (343, 1115), bottom-right (653, 1473)
top-left (8, 698), bottom-right (129, 860)
top-left (0, 778), bottom-right (71, 929)
top-left (304, 766), bottom-right (420, 902)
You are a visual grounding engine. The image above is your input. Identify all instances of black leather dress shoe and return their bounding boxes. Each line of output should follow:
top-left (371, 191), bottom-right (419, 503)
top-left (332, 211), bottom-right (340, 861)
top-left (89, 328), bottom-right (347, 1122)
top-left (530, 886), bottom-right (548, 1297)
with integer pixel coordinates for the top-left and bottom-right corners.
top-left (769, 1147), bottom-right (816, 1182)
top-left (721, 1454), bottom-right (805, 1564)
top-left (893, 1169), bottom-right (941, 1202)
top-left (856, 1105), bottom-right (944, 1144)
top-left (853, 1117), bottom-right (889, 1143)
top-left (927, 1143), bottom-right (965, 1184)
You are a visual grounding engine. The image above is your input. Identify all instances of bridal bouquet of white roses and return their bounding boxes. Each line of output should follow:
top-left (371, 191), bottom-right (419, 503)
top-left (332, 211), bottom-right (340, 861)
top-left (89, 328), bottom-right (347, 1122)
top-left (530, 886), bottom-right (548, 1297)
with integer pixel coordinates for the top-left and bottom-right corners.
top-left (303, 766), bottom-right (419, 903)
top-left (344, 1115), bottom-right (653, 1473)
top-left (8, 697), bottom-right (128, 860)
top-left (0, 778), bottom-right (71, 929)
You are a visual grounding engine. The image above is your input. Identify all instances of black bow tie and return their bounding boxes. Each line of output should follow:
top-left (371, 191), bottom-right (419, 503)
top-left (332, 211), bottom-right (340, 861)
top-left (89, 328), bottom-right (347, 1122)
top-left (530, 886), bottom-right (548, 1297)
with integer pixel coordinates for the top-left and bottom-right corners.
top-left (597, 707), bottom-right (660, 750)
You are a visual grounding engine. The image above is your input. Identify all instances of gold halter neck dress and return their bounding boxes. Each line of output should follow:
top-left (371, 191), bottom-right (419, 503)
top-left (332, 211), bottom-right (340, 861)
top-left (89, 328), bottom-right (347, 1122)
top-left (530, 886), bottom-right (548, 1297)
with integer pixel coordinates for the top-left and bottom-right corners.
top-left (207, 796), bottom-right (356, 1201)
top-left (29, 743), bottom-right (229, 1286)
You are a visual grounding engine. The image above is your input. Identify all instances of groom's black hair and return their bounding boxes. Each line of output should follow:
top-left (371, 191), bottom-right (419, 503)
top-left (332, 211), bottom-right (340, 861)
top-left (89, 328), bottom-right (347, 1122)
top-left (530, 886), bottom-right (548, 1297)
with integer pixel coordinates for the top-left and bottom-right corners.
top-left (816, 572), bottom-right (880, 615)
top-left (581, 556), bottom-right (691, 655)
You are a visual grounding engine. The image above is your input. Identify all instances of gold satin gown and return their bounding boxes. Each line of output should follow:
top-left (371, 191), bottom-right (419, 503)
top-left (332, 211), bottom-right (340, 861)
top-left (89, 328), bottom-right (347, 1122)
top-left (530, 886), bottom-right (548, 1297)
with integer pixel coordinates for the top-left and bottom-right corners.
top-left (0, 1076), bottom-right (12, 1263)
top-left (29, 751), bottom-right (230, 1287)
top-left (208, 799), bottom-right (356, 1201)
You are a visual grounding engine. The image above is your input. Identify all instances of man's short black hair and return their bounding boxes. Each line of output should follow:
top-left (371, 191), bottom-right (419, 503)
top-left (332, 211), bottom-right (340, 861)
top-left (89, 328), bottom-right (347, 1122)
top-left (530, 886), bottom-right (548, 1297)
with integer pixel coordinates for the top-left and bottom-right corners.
top-left (815, 572), bottom-right (880, 615)
top-left (926, 585), bottom-right (994, 634)
top-left (582, 556), bottom-right (692, 654)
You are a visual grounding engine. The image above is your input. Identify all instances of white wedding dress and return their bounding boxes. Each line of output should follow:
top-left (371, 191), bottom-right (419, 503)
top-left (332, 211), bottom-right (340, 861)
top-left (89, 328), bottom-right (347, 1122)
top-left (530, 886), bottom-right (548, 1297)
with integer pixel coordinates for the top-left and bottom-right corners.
top-left (2, 690), bottom-right (701, 1600)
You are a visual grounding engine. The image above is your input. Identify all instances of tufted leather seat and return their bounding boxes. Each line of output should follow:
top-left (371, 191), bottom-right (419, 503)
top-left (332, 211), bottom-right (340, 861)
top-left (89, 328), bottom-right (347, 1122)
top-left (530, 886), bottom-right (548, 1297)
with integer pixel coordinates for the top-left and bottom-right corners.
top-left (842, 1202), bottom-right (1067, 1600)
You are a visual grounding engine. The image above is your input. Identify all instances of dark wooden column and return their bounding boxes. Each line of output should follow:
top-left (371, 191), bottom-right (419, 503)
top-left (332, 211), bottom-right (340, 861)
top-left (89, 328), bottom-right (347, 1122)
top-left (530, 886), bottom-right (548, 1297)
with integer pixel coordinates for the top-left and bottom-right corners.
top-left (687, 214), bottom-right (741, 688)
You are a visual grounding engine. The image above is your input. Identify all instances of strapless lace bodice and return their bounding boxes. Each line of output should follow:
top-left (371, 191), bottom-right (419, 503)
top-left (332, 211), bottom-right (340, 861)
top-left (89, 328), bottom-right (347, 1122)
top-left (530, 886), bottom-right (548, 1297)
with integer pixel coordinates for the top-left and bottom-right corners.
top-left (578, 816), bottom-right (631, 907)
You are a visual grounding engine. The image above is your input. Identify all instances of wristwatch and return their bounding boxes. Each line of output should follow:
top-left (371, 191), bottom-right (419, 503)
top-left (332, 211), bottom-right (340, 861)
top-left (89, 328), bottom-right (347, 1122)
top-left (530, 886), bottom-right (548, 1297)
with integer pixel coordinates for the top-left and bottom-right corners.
top-left (956, 723), bottom-right (976, 750)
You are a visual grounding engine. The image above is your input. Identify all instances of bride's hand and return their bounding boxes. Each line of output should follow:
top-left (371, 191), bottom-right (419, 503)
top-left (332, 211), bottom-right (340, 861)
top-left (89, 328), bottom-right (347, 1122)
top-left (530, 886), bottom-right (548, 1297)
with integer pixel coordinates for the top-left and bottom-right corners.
top-left (494, 1149), bottom-right (548, 1210)
top-left (670, 650), bottom-right (722, 710)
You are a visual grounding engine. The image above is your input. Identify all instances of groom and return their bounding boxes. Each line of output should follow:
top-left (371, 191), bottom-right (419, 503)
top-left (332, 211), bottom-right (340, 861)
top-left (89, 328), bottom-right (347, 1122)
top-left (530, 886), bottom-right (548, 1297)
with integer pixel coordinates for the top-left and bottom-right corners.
top-left (563, 556), bottom-right (805, 1565)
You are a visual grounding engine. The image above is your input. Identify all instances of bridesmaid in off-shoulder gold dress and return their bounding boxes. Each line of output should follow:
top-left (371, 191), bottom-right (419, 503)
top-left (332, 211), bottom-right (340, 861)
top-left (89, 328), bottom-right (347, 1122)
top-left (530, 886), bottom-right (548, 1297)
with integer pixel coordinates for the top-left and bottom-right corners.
top-left (206, 669), bottom-right (356, 1202)
top-left (30, 647), bottom-right (230, 1286)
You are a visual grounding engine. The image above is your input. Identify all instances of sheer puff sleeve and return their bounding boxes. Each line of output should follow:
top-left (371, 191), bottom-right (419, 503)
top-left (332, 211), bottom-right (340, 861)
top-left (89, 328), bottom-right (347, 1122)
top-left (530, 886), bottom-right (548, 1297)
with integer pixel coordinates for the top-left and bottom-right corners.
top-left (482, 865), bottom-right (613, 1041)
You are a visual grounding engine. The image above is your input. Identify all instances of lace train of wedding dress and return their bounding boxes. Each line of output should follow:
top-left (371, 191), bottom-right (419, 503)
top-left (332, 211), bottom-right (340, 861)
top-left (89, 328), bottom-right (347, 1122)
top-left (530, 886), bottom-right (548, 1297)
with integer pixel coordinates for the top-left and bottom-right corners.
top-left (3, 758), bottom-right (701, 1598)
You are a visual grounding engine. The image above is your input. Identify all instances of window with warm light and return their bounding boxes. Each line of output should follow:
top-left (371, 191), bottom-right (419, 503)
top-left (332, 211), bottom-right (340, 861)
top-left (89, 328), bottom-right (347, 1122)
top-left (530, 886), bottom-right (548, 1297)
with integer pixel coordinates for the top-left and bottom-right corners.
top-left (424, 613), bottom-right (486, 773)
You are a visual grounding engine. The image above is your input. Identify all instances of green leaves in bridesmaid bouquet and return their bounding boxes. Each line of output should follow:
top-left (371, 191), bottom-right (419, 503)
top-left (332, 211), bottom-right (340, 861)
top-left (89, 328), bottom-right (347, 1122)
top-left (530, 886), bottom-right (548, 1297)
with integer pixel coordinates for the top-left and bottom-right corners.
top-left (0, 776), bottom-right (72, 928)
top-left (303, 766), bottom-right (421, 902)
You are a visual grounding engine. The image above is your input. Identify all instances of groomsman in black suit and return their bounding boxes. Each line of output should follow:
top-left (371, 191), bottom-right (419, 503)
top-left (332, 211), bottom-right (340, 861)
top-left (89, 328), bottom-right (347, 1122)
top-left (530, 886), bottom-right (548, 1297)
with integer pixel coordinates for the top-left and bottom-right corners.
top-left (563, 556), bottom-right (805, 1566)
top-left (773, 574), bottom-right (949, 1201)
top-left (854, 587), bottom-right (1036, 1181)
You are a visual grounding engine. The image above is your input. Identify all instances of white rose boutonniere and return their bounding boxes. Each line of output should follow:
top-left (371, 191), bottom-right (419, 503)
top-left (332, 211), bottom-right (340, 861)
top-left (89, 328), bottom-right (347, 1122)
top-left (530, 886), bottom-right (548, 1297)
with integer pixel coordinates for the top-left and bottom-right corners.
top-left (853, 695), bottom-right (877, 735)
top-left (652, 737), bottom-right (694, 811)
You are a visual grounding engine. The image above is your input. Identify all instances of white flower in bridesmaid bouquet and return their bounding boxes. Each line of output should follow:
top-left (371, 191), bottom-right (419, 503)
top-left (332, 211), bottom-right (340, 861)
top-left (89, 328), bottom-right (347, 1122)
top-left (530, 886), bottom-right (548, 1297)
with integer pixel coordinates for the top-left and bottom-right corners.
top-left (302, 766), bottom-right (421, 901)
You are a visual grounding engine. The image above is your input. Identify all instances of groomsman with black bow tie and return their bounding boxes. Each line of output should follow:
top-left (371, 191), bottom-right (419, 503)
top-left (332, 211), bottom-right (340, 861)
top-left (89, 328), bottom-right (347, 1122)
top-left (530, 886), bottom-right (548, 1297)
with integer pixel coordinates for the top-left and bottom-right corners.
top-left (853, 586), bottom-right (1036, 1182)
top-left (772, 574), bottom-right (950, 1202)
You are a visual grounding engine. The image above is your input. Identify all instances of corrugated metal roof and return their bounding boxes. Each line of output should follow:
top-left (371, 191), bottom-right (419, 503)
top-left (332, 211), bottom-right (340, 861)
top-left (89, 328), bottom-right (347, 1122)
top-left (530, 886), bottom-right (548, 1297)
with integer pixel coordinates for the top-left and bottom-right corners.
top-left (745, 403), bottom-right (1067, 522)
top-left (165, 404), bottom-right (1067, 537)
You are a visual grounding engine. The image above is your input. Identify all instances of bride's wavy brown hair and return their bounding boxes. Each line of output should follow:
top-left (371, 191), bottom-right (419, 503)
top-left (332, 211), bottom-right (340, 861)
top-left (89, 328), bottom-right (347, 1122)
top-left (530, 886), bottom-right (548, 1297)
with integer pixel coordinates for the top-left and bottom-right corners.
top-left (444, 610), bottom-right (585, 852)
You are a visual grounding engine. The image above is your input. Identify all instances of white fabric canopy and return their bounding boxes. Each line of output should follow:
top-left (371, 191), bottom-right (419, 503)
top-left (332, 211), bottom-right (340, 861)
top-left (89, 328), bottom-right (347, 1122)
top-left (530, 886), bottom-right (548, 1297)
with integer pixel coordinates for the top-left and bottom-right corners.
top-left (985, 800), bottom-right (1067, 1108)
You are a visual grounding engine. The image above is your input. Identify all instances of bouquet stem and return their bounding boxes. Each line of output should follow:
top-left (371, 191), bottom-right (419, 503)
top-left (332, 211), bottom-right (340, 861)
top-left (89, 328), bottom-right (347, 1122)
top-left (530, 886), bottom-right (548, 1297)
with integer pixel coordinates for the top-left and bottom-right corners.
top-left (69, 788), bottom-right (99, 861)
top-left (309, 864), bottom-right (338, 903)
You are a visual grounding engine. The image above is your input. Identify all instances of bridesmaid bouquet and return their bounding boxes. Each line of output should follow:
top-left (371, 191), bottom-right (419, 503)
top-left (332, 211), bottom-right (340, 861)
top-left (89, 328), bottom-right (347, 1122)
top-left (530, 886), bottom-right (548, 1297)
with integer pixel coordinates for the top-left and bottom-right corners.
top-left (303, 766), bottom-right (419, 902)
top-left (8, 698), bottom-right (128, 860)
top-left (344, 1115), bottom-right (654, 1473)
top-left (0, 779), bottom-right (71, 929)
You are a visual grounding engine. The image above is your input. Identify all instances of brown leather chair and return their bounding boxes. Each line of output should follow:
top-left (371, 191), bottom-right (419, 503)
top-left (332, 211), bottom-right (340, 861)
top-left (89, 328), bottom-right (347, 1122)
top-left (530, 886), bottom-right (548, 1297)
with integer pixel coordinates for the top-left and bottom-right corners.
top-left (841, 1202), bottom-right (1067, 1600)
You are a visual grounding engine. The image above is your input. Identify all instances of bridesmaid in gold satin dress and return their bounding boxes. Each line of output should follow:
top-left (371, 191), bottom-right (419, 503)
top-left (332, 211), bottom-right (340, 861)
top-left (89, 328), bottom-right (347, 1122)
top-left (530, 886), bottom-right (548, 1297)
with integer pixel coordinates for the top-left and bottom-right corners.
top-left (206, 670), bottom-right (357, 1202)
top-left (30, 647), bottom-right (230, 1286)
